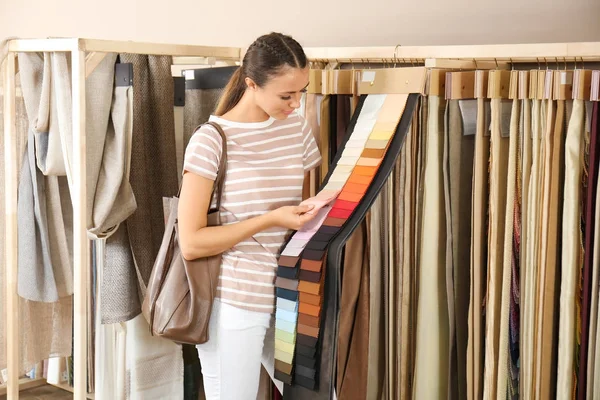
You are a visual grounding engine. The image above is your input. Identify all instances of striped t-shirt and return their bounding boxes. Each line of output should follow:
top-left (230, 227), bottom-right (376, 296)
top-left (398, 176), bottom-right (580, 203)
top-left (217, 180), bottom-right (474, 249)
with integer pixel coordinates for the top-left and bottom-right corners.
top-left (183, 112), bottom-right (321, 313)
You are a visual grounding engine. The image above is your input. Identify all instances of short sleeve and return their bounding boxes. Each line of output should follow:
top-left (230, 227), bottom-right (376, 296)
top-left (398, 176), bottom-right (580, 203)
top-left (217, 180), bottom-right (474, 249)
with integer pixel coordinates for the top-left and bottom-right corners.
top-left (300, 115), bottom-right (322, 172)
top-left (183, 125), bottom-right (223, 180)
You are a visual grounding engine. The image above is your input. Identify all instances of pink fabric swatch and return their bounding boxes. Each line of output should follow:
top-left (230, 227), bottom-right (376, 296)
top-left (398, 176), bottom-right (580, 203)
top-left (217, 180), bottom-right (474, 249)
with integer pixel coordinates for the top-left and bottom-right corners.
top-left (300, 188), bottom-right (341, 215)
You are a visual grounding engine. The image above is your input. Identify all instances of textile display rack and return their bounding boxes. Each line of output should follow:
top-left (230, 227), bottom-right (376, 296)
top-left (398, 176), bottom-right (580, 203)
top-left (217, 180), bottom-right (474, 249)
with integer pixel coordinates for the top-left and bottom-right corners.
top-left (3, 37), bottom-right (600, 399)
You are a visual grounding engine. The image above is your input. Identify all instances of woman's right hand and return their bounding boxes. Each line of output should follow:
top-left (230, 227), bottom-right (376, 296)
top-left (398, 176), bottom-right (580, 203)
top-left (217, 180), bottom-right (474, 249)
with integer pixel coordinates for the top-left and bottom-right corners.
top-left (268, 204), bottom-right (317, 230)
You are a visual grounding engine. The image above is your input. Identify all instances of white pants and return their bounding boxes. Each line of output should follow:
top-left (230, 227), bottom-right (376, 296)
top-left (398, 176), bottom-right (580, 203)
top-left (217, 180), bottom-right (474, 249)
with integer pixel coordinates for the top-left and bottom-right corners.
top-left (196, 300), bottom-right (282, 399)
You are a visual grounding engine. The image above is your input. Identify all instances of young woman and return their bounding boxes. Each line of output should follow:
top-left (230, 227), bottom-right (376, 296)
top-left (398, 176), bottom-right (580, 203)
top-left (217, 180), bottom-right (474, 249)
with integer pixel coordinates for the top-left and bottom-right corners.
top-left (178, 32), bottom-right (322, 399)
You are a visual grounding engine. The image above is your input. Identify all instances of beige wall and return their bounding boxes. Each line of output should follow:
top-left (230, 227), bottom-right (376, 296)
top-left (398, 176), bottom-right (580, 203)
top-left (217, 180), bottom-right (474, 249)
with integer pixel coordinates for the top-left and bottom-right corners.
top-left (1, 0), bottom-right (600, 49)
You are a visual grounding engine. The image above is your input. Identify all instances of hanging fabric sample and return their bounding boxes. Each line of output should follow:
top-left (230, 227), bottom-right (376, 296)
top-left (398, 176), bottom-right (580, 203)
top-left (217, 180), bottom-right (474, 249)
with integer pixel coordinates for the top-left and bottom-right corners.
top-left (494, 76), bottom-right (521, 400)
top-left (0, 74), bottom-right (72, 374)
top-left (275, 91), bottom-right (422, 399)
top-left (97, 63), bottom-right (141, 324)
top-left (482, 87), bottom-right (511, 400)
top-left (467, 86), bottom-right (491, 400)
top-left (413, 92), bottom-right (449, 399)
top-left (557, 95), bottom-right (587, 399)
top-left (16, 51), bottom-right (117, 302)
top-left (536, 72), bottom-right (566, 400)
top-left (182, 66), bottom-right (237, 153)
top-left (444, 95), bottom-right (476, 400)
top-left (113, 53), bottom-right (179, 296)
top-left (335, 219), bottom-right (370, 399)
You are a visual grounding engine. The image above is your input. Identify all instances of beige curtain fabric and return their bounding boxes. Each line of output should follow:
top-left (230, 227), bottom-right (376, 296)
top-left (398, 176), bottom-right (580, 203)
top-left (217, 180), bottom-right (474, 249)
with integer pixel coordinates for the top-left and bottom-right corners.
top-left (482, 98), bottom-right (510, 400)
top-left (519, 97), bottom-right (532, 397)
top-left (536, 97), bottom-right (565, 400)
top-left (588, 104), bottom-right (600, 397)
top-left (467, 98), bottom-right (490, 400)
top-left (522, 97), bottom-right (543, 400)
top-left (413, 94), bottom-right (449, 399)
top-left (557, 99), bottom-right (585, 399)
top-left (495, 97), bottom-right (521, 400)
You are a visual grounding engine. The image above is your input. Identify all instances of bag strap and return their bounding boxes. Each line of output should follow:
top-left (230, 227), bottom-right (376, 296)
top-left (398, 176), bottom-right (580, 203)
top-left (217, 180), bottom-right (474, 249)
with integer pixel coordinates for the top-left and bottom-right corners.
top-left (178, 121), bottom-right (228, 211)
top-left (204, 121), bottom-right (228, 211)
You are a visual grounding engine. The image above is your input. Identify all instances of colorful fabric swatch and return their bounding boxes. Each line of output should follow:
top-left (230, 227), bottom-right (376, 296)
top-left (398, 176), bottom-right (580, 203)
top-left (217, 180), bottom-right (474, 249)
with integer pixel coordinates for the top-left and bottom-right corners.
top-left (274, 94), bottom-right (409, 389)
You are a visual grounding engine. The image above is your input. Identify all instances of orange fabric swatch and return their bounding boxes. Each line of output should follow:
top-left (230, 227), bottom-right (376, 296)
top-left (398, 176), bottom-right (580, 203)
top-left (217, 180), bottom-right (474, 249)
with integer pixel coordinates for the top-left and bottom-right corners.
top-left (299, 302), bottom-right (321, 318)
top-left (298, 280), bottom-right (321, 295)
top-left (344, 182), bottom-right (369, 194)
top-left (301, 259), bottom-right (323, 272)
top-left (348, 173), bottom-right (373, 186)
top-left (299, 312), bottom-right (320, 327)
top-left (353, 166), bottom-right (377, 177)
top-left (339, 191), bottom-right (364, 202)
top-left (300, 292), bottom-right (322, 306)
top-left (298, 323), bottom-right (320, 338)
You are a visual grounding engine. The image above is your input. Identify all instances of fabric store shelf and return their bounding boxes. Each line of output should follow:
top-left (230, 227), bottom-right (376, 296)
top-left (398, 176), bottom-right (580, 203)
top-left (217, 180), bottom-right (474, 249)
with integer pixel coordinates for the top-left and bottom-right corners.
top-left (0, 377), bottom-right (47, 396)
top-left (46, 382), bottom-right (95, 399)
top-left (303, 42), bottom-right (600, 63)
top-left (6, 38), bottom-right (241, 60)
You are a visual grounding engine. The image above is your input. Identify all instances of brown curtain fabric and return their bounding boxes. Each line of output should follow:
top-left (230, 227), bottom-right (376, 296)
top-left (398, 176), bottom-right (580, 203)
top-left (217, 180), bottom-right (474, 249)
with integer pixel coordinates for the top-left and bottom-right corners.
top-left (336, 218), bottom-right (370, 399)
top-left (116, 54), bottom-right (178, 294)
top-left (467, 98), bottom-right (490, 400)
top-left (444, 99), bottom-right (476, 400)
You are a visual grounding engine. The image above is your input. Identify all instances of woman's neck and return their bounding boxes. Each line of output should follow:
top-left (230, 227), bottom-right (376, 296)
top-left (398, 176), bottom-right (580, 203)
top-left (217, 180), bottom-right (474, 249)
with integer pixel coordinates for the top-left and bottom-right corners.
top-left (221, 90), bottom-right (270, 123)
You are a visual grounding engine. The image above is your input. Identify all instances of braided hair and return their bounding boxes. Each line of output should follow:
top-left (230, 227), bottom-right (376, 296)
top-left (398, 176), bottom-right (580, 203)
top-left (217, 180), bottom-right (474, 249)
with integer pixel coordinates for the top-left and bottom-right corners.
top-left (215, 32), bottom-right (307, 116)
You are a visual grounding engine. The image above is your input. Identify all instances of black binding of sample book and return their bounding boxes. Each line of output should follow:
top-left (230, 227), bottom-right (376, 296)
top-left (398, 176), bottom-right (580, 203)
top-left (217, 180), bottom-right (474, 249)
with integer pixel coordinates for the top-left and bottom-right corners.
top-left (283, 93), bottom-right (421, 399)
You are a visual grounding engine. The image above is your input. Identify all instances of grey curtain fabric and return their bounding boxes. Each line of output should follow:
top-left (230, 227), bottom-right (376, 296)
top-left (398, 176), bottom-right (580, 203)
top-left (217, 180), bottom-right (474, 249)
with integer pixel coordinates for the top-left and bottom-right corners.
top-left (88, 84), bottom-right (137, 239)
top-left (16, 51), bottom-right (117, 302)
top-left (0, 80), bottom-right (72, 374)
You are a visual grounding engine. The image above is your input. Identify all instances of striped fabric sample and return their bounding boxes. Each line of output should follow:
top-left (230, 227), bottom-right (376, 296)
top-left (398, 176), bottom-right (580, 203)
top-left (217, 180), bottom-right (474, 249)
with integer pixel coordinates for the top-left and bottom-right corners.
top-left (182, 113), bottom-right (321, 313)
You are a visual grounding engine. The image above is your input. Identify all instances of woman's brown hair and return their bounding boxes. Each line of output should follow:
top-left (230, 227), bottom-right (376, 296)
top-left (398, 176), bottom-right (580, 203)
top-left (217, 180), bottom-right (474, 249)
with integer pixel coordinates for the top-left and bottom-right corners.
top-left (214, 32), bottom-right (308, 116)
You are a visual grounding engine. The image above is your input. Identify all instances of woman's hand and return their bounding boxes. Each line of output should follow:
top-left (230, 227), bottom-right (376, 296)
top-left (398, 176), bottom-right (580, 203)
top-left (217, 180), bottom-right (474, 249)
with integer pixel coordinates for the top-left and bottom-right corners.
top-left (268, 205), bottom-right (317, 230)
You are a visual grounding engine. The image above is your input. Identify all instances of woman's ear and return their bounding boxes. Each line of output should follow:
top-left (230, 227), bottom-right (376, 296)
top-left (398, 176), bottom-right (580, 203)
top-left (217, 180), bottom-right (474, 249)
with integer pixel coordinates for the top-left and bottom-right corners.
top-left (245, 77), bottom-right (258, 91)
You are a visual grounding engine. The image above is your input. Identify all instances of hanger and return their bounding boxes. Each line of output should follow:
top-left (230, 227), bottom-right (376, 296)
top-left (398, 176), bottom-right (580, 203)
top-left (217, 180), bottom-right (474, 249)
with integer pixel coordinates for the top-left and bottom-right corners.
top-left (553, 57), bottom-right (573, 101)
top-left (591, 70), bottom-right (600, 102)
top-left (572, 57), bottom-right (592, 101)
top-left (357, 48), bottom-right (427, 95)
top-left (485, 57), bottom-right (510, 99)
top-left (508, 62), bottom-right (519, 100)
top-left (518, 70), bottom-right (529, 100)
top-left (543, 68), bottom-right (554, 100)
top-left (475, 69), bottom-right (489, 99)
top-left (428, 68), bottom-right (449, 97)
top-left (447, 70), bottom-right (476, 100)
top-left (307, 62), bottom-right (324, 94)
top-left (487, 68), bottom-right (511, 99)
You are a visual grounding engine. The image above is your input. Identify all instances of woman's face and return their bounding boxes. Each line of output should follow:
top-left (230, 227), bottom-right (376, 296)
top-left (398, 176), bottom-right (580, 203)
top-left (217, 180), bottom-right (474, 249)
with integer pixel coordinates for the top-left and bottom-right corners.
top-left (246, 66), bottom-right (310, 120)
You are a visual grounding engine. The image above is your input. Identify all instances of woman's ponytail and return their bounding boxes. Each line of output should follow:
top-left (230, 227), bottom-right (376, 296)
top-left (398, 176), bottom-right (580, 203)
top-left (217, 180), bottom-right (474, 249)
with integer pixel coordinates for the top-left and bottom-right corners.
top-left (215, 67), bottom-right (246, 116)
